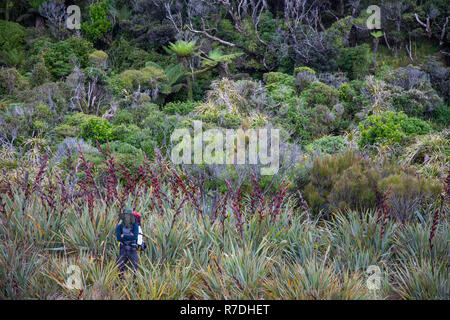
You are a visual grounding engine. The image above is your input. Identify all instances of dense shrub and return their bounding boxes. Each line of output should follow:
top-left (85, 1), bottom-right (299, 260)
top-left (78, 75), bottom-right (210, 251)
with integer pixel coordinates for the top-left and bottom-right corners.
top-left (107, 38), bottom-right (153, 73)
top-left (30, 56), bottom-right (51, 86)
top-left (0, 20), bottom-right (27, 67)
top-left (302, 151), bottom-right (442, 219)
top-left (78, 118), bottom-right (115, 144)
top-left (301, 82), bottom-right (339, 108)
top-left (81, 0), bottom-right (113, 42)
top-left (295, 66), bottom-right (317, 91)
top-left (305, 136), bottom-right (348, 155)
top-left (385, 66), bottom-right (443, 117)
top-left (358, 111), bottom-right (432, 147)
top-left (113, 109), bottom-right (133, 125)
top-left (109, 65), bottom-right (167, 97)
top-left (303, 151), bottom-right (367, 217)
top-left (55, 112), bottom-right (103, 139)
top-left (32, 37), bottom-right (94, 79)
top-left (163, 101), bottom-right (198, 115)
top-left (421, 56), bottom-right (450, 104)
top-left (378, 173), bottom-right (442, 223)
top-left (337, 44), bottom-right (372, 80)
top-left (0, 67), bottom-right (28, 96)
top-left (338, 80), bottom-right (369, 122)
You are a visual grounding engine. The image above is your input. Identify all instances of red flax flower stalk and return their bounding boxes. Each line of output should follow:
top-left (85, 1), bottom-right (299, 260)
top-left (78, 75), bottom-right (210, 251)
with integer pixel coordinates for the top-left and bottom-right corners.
top-left (379, 186), bottom-right (392, 240)
top-left (225, 180), bottom-right (244, 242)
top-left (32, 153), bottom-right (49, 194)
top-left (218, 191), bottom-right (230, 239)
top-left (167, 196), bottom-right (188, 239)
top-left (118, 162), bottom-right (136, 196)
top-left (429, 208), bottom-right (440, 250)
top-left (249, 171), bottom-right (263, 217)
top-left (271, 180), bottom-right (291, 222)
top-left (172, 169), bottom-right (202, 215)
top-left (151, 175), bottom-right (164, 216)
top-left (78, 150), bottom-right (99, 219)
top-left (97, 142), bottom-right (118, 206)
top-left (428, 170), bottom-right (449, 272)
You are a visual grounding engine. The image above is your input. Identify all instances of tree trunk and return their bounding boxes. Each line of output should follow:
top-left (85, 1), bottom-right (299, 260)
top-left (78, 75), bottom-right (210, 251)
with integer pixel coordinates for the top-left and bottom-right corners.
top-left (373, 37), bottom-right (379, 71)
top-left (182, 58), bottom-right (193, 101)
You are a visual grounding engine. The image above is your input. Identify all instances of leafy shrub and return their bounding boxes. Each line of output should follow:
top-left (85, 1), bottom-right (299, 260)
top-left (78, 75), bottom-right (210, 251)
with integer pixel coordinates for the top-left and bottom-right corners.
top-left (33, 37), bottom-right (94, 79)
top-left (385, 66), bottom-right (443, 117)
top-left (305, 136), bottom-right (348, 155)
top-left (89, 50), bottom-right (108, 69)
top-left (358, 111), bottom-right (432, 147)
top-left (30, 56), bottom-right (51, 86)
top-left (400, 116), bottom-right (432, 136)
top-left (78, 118), bottom-right (115, 144)
top-left (0, 67), bottom-right (28, 96)
top-left (301, 82), bottom-right (339, 108)
top-left (337, 44), bottom-right (372, 80)
top-left (113, 109), bottom-right (133, 125)
top-left (421, 56), bottom-right (450, 105)
top-left (327, 162), bottom-right (380, 214)
top-left (55, 112), bottom-right (102, 139)
top-left (295, 66), bottom-right (317, 91)
top-left (163, 101), bottom-right (198, 115)
top-left (110, 66), bottom-right (167, 96)
top-left (303, 151), bottom-right (362, 217)
top-left (338, 80), bottom-right (369, 121)
top-left (0, 20), bottom-right (27, 67)
top-left (263, 72), bottom-right (296, 87)
top-left (431, 104), bottom-right (450, 126)
top-left (107, 38), bottom-right (153, 73)
top-left (264, 72), bottom-right (298, 107)
top-left (81, 0), bottom-right (113, 42)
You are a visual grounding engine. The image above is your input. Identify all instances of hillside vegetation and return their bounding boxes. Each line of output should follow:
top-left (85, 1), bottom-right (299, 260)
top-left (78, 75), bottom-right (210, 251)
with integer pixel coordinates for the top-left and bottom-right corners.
top-left (0, 0), bottom-right (449, 300)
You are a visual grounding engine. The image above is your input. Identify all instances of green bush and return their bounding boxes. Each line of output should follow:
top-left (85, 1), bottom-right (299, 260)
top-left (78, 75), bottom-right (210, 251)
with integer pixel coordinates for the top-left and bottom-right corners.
top-left (88, 50), bottom-right (108, 69)
top-left (107, 38), bottom-right (153, 73)
top-left (328, 162), bottom-right (380, 213)
top-left (163, 101), bottom-right (198, 115)
top-left (431, 103), bottom-right (450, 126)
top-left (78, 118), bottom-right (115, 144)
top-left (30, 56), bottom-right (51, 86)
top-left (33, 37), bottom-right (94, 79)
top-left (295, 66), bottom-right (317, 91)
top-left (338, 80), bottom-right (369, 119)
top-left (337, 44), bottom-right (372, 80)
top-left (306, 136), bottom-right (347, 155)
top-left (81, 0), bottom-right (113, 42)
top-left (55, 113), bottom-right (102, 139)
top-left (113, 109), bottom-right (134, 125)
top-left (0, 67), bottom-right (28, 96)
top-left (0, 20), bottom-right (27, 67)
top-left (110, 66), bottom-right (167, 95)
top-left (301, 82), bottom-right (339, 108)
top-left (263, 72), bottom-right (296, 87)
top-left (358, 111), bottom-right (432, 147)
top-left (303, 151), bottom-right (365, 217)
top-left (264, 72), bottom-right (297, 105)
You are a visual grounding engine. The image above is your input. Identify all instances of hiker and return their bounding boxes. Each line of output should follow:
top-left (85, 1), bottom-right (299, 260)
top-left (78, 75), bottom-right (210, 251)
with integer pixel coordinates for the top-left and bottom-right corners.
top-left (116, 208), bottom-right (140, 277)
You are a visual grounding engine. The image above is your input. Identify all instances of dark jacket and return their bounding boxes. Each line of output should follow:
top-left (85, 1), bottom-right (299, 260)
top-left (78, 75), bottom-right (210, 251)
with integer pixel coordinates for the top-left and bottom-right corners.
top-left (116, 223), bottom-right (139, 243)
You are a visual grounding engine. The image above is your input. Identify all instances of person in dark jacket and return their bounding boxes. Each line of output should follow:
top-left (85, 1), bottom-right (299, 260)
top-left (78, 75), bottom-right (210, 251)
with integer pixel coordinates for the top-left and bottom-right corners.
top-left (116, 212), bottom-right (140, 277)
